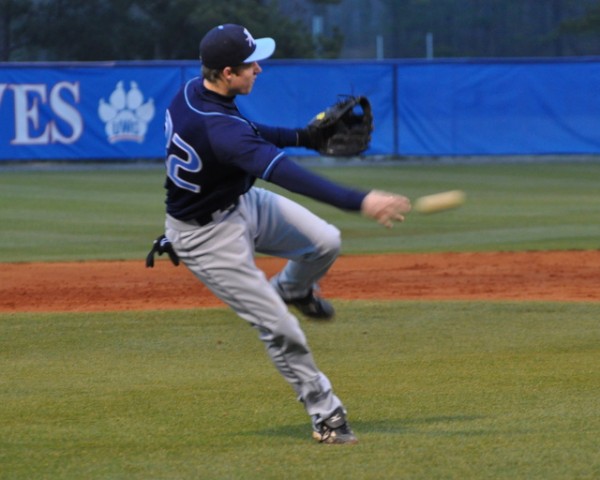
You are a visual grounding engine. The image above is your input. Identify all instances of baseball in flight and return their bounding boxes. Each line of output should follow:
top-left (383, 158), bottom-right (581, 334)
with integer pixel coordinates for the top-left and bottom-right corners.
top-left (414, 190), bottom-right (466, 214)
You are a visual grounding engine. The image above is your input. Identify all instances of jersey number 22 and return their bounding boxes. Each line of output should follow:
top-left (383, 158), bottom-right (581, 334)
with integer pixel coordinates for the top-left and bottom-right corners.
top-left (165, 110), bottom-right (202, 193)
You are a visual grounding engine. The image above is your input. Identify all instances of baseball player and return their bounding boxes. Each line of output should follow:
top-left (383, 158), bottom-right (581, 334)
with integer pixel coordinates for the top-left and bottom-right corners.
top-left (150, 23), bottom-right (411, 444)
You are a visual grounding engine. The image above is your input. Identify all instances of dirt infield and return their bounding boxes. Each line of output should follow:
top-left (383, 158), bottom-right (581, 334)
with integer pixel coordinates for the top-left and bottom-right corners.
top-left (1, 251), bottom-right (598, 313)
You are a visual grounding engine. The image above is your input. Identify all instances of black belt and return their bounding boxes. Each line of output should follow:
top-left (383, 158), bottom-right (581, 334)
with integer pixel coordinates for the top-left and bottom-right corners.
top-left (195, 199), bottom-right (239, 226)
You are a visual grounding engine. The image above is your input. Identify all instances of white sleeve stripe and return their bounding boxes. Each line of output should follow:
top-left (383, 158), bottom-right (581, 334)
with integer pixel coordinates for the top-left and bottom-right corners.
top-left (262, 152), bottom-right (286, 180)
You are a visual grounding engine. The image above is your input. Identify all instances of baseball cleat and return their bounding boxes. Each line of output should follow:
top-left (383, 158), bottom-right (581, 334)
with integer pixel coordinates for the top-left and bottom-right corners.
top-left (312, 407), bottom-right (358, 445)
top-left (284, 289), bottom-right (335, 320)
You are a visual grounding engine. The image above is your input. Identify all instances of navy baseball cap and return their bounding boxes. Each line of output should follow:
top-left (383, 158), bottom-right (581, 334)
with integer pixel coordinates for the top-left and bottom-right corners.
top-left (200, 24), bottom-right (276, 70)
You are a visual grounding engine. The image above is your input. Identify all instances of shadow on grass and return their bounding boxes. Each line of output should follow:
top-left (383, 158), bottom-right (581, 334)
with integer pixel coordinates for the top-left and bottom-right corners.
top-left (253, 415), bottom-right (490, 440)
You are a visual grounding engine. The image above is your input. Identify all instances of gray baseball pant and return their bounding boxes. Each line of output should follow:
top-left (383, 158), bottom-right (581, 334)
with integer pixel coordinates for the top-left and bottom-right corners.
top-left (165, 187), bottom-right (344, 420)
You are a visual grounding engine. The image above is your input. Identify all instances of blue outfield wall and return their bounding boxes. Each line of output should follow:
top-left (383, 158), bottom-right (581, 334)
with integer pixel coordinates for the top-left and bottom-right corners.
top-left (1, 57), bottom-right (599, 161)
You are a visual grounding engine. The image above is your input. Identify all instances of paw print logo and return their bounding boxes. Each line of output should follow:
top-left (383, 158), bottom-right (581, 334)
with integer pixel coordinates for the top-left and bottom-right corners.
top-left (98, 81), bottom-right (155, 143)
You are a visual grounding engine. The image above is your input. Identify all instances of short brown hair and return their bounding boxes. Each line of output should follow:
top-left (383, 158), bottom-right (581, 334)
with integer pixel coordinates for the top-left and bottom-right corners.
top-left (201, 64), bottom-right (222, 83)
top-left (201, 63), bottom-right (253, 83)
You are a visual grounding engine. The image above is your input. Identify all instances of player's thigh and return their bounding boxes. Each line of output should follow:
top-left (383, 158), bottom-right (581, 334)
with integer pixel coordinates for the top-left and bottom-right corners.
top-left (251, 188), bottom-right (341, 258)
top-left (169, 215), bottom-right (290, 322)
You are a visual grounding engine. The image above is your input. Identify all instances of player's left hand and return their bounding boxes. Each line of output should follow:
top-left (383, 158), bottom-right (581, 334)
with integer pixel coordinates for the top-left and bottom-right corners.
top-left (145, 234), bottom-right (180, 268)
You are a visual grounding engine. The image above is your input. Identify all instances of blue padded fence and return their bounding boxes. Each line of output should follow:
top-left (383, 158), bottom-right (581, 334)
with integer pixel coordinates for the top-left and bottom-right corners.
top-left (1, 57), bottom-right (599, 161)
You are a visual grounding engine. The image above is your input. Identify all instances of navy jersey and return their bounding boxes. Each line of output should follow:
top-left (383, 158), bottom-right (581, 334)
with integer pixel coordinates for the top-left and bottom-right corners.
top-left (164, 77), bottom-right (297, 221)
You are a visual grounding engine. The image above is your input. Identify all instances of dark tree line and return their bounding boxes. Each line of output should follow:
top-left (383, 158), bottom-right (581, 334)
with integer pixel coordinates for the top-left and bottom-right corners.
top-left (374, 0), bottom-right (600, 58)
top-left (1, 0), bottom-right (599, 61)
top-left (0, 0), bottom-right (320, 61)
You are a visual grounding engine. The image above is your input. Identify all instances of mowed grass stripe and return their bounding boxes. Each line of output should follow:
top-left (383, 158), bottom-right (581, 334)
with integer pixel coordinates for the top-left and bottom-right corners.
top-left (1, 161), bottom-right (599, 261)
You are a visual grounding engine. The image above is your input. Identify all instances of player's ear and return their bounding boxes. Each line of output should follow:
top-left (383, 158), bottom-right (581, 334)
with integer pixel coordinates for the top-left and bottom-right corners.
top-left (222, 66), bottom-right (234, 80)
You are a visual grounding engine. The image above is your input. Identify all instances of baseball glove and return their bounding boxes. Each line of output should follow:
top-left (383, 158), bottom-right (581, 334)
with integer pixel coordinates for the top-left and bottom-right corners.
top-left (307, 95), bottom-right (373, 156)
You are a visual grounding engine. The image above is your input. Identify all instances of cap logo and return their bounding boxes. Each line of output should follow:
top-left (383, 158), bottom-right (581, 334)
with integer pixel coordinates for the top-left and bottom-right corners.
top-left (243, 27), bottom-right (255, 48)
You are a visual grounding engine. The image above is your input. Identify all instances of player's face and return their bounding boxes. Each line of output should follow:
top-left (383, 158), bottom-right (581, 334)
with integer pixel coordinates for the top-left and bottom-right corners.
top-left (230, 62), bottom-right (262, 95)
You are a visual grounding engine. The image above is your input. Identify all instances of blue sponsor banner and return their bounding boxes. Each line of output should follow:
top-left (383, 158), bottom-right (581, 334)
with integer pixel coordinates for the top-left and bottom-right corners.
top-left (2, 58), bottom-right (600, 160)
top-left (0, 63), bottom-right (181, 160)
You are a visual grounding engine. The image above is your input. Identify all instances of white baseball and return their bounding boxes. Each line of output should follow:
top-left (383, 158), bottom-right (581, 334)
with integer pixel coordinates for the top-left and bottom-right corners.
top-left (414, 190), bottom-right (466, 214)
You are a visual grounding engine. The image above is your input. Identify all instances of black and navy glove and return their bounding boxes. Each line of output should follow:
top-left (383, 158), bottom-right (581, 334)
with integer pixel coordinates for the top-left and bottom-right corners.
top-left (145, 234), bottom-right (179, 268)
top-left (298, 95), bottom-right (373, 156)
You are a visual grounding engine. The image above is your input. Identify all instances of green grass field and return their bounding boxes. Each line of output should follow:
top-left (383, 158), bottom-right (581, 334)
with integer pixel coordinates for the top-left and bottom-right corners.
top-left (2, 303), bottom-right (599, 479)
top-left (1, 160), bottom-right (599, 479)
top-left (0, 161), bottom-right (598, 261)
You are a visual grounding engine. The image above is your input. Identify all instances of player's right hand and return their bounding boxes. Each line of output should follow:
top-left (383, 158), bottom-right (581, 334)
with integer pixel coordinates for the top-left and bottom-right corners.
top-left (145, 234), bottom-right (180, 268)
top-left (361, 190), bottom-right (412, 228)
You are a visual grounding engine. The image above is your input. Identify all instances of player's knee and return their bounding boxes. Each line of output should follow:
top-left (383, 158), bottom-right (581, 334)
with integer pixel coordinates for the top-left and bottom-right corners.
top-left (257, 315), bottom-right (308, 349)
top-left (319, 224), bottom-right (341, 258)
